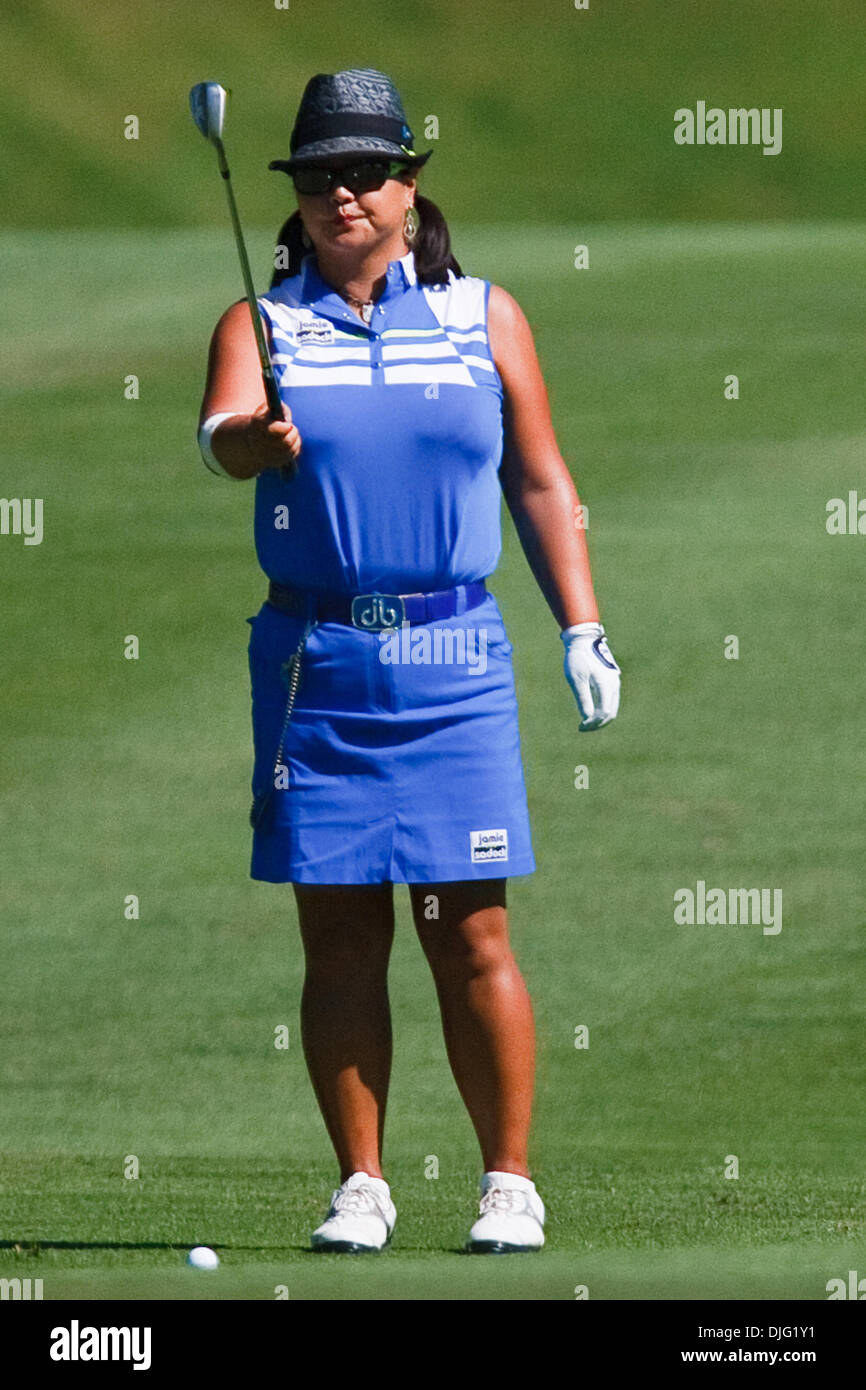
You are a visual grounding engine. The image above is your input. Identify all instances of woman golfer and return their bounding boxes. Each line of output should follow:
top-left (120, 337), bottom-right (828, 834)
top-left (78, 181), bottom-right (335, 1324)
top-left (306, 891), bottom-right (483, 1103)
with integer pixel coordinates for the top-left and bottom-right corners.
top-left (197, 68), bottom-right (620, 1254)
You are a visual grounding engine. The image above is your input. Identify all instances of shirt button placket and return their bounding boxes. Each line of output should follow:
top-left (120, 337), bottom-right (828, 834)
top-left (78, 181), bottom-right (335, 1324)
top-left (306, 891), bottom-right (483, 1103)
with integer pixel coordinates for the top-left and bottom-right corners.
top-left (370, 321), bottom-right (383, 381)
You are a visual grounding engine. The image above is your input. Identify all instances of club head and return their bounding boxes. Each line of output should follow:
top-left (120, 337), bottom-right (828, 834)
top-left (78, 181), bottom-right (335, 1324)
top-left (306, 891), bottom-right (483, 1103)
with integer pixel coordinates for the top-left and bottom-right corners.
top-left (189, 82), bottom-right (227, 146)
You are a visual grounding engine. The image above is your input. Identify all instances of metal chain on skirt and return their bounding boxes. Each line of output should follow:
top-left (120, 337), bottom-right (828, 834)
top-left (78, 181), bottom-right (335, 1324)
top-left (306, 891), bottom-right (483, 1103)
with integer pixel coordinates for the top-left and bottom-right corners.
top-left (250, 618), bottom-right (318, 830)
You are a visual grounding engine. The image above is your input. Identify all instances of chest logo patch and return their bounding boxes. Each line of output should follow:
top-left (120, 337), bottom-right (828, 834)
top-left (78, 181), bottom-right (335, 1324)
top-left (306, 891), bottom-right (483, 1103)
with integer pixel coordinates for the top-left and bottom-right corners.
top-left (296, 317), bottom-right (336, 346)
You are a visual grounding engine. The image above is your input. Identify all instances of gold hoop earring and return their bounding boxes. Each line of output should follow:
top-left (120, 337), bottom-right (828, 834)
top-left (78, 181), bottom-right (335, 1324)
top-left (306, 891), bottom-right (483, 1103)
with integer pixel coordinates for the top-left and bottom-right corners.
top-left (403, 205), bottom-right (420, 244)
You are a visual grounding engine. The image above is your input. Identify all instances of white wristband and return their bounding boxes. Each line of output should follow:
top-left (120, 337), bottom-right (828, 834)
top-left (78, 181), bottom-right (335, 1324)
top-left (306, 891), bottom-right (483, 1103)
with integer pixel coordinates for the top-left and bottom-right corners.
top-left (561, 621), bottom-right (604, 641)
top-left (198, 411), bottom-right (244, 478)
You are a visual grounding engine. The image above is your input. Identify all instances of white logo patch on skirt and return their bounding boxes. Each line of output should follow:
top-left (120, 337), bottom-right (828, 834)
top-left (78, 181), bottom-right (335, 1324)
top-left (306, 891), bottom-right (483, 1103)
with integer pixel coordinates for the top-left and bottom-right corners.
top-left (470, 828), bottom-right (509, 863)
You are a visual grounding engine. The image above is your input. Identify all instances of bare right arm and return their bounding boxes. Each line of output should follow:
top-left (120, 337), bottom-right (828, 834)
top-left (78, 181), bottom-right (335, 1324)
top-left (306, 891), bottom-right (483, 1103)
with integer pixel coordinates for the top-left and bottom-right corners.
top-left (198, 300), bottom-right (302, 479)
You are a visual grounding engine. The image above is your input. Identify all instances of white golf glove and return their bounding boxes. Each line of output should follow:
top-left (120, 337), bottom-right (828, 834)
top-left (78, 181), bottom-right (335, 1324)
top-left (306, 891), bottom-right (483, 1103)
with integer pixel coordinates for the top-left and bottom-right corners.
top-left (561, 621), bottom-right (621, 731)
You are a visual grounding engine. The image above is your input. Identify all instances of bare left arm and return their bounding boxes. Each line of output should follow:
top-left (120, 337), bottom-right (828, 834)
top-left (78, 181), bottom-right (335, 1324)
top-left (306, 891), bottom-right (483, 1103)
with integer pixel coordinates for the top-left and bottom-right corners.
top-left (487, 284), bottom-right (600, 630)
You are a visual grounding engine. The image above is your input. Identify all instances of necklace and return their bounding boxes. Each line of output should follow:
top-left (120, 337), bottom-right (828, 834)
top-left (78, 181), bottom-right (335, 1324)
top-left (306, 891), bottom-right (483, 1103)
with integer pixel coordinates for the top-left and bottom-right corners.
top-left (342, 293), bottom-right (374, 324)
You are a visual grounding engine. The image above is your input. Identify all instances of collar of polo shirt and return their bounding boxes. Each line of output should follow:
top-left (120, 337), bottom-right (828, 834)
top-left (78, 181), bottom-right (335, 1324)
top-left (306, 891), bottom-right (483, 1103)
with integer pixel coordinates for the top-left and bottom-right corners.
top-left (300, 249), bottom-right (417, 316)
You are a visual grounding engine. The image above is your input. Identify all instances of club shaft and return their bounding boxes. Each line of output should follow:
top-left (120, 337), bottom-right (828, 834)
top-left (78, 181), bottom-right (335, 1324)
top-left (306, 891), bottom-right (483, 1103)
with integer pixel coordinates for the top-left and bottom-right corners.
top-left (218, 149), bottom-right (283, 421)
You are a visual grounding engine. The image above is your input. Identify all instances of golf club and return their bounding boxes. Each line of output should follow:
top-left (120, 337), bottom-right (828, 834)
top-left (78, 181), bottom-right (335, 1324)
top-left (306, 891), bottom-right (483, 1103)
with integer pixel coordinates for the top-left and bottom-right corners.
top-left (190, 81), bottom-right (292, 478)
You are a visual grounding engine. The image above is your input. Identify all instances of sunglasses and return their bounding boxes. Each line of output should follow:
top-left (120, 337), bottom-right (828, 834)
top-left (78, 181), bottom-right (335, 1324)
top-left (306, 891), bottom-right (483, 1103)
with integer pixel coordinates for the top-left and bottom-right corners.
top-left (290, 159), bottom-right (410, 197)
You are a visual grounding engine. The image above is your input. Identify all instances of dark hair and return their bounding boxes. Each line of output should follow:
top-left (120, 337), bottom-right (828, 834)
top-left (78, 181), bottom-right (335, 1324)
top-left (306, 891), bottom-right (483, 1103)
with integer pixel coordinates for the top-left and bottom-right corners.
top-left (269, 171), bottom-right (462, 290)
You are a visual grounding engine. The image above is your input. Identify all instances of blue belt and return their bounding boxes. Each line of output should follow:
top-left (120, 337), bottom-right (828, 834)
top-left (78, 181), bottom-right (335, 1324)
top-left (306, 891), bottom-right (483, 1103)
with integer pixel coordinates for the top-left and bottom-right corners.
top-left (267, 579), bottom-right (488, 630)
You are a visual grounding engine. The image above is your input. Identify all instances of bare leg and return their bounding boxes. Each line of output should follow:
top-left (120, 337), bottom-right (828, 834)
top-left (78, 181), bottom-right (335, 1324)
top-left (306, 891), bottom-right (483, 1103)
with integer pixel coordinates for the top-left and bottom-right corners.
top-left (293, 883), bottom-right (395, 1182)
top-left (408, 880), bottom-right (535, 1178)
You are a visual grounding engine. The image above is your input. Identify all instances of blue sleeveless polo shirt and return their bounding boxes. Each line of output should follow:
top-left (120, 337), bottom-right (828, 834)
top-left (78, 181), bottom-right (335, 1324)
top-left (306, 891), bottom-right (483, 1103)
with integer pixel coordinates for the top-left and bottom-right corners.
top-left (254, 250), bottom-right (504, 592)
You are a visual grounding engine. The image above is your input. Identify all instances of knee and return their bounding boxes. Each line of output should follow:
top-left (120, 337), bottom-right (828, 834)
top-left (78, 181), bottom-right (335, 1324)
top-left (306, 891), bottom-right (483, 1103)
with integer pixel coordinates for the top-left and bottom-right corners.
top-left (423, 916), bottom-right (512, 981)
top-left (296, 887), bottom-right (393, 986)
top-left (303, 936), bottom-right (390, 987)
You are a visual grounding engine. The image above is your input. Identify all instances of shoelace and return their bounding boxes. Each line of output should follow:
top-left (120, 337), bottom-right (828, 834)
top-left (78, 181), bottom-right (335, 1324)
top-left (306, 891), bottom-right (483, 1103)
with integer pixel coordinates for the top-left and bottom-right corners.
top-left (330, 1184), bottom-right (388, 1222)
top-left (479, 1186), bottom-right (533, 1217)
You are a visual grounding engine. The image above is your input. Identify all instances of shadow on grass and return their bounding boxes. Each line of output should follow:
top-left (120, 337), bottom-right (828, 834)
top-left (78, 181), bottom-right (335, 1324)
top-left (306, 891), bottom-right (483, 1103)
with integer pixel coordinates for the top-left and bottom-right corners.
top-left (0, 1240), bottom-right (311, 1254)
top-left (1, 1240), bottom-right (532, 1257)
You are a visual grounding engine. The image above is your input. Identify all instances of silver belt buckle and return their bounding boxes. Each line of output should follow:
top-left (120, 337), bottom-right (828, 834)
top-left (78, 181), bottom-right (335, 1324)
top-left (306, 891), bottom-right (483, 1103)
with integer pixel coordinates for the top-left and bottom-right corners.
top-left (351, 593), bottom-right (406, 631)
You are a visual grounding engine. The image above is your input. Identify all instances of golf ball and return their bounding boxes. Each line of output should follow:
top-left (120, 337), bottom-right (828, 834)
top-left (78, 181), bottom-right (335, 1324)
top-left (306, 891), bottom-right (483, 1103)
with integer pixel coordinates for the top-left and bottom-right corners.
top-left (187, 1246), bottom-right (219, 1270)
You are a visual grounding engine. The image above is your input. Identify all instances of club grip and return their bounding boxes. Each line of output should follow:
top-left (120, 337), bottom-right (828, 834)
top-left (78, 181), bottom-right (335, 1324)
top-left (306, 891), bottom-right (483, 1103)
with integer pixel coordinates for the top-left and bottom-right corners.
top-left (263, 371), bottom-right (283, 422)
top-left (261, 369), bottom-right (294, 482)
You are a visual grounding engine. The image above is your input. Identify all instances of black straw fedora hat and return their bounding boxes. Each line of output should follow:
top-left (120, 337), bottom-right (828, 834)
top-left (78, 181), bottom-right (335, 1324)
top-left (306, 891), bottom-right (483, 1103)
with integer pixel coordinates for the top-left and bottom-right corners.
top-left (268, 67), bottom-right (433, 173)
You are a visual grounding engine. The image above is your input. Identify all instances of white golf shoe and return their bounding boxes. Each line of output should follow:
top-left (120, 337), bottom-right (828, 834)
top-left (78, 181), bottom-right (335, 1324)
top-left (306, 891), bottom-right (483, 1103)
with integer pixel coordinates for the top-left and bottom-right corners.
top-left (311, 1171), bottom-right (396, 1253)
top-left (466, 1170), bottom-right (545, 1253)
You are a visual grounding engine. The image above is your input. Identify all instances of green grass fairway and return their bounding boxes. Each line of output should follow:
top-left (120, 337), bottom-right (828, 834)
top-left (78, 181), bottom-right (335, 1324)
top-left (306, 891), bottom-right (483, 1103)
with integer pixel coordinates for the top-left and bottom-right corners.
top-left (2, 0), bottom-right (864, 226)
top-left (1, 222), bottom-right (864, 1300)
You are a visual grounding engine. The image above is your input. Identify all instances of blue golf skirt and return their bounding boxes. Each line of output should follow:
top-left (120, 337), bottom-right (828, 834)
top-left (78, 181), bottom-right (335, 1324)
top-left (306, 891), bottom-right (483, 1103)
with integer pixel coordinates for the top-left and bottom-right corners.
top-left (246, 589), bottom-right (536, 885)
